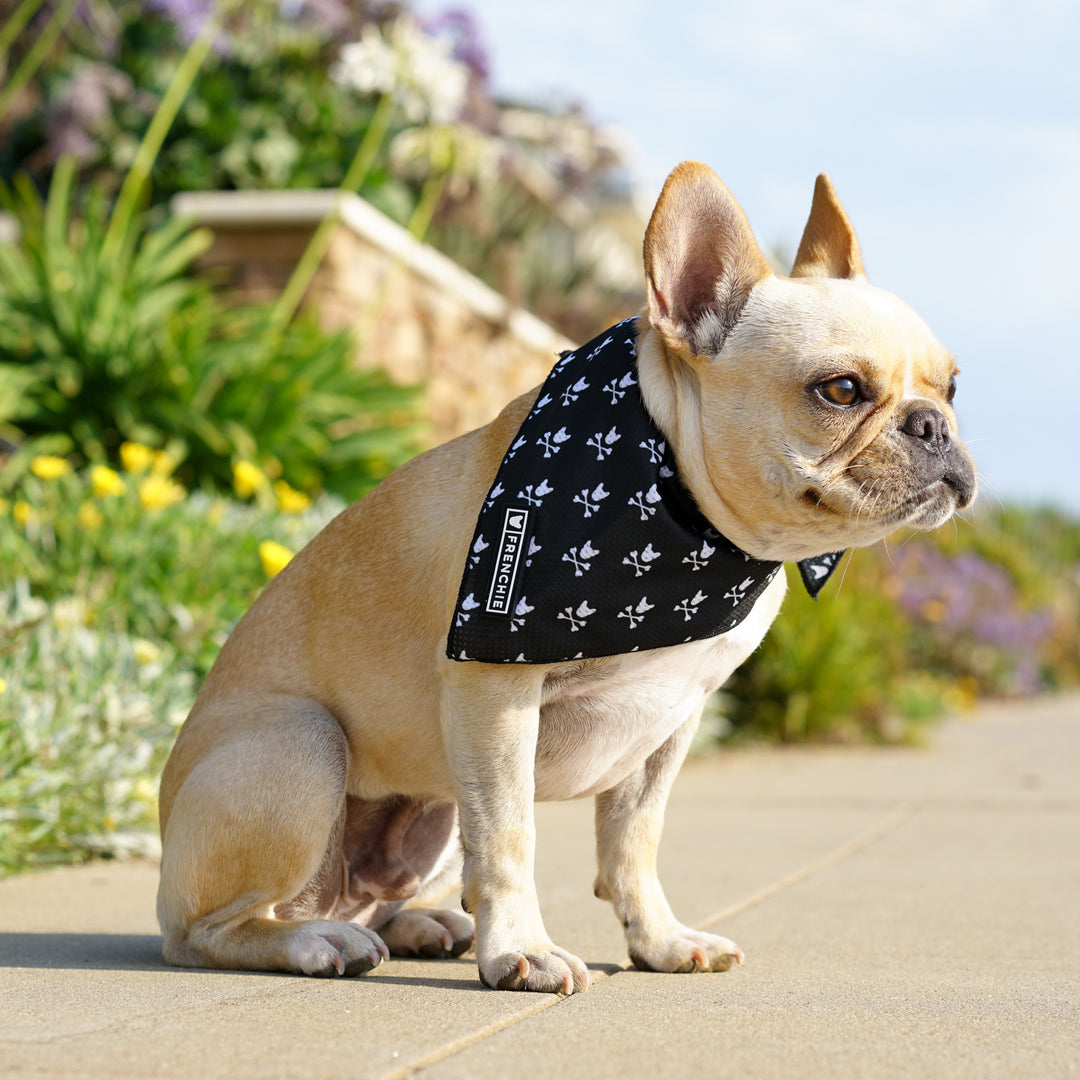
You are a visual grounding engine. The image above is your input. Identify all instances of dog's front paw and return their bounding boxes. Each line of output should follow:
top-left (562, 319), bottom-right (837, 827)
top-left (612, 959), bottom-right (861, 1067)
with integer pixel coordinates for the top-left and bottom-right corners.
top-left (288, 920), bottom-right (389, 977)
top-left (629, 927), bottom-right (744, 974)
top-left (479, 944), bottom-right (590, 995)
top-left (379, 907), bottom-right (474, 958)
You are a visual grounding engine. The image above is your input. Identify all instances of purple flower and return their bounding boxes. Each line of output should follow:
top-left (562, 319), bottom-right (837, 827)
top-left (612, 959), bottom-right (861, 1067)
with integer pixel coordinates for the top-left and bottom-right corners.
top-left (888, 541), bottom-right (1056, 695)
top-left (44, 64), bottom-right (135, 164)
top-left (147, 0), bottom-right (231, 54)
top-left (421, 8), bottom-right (490, 81)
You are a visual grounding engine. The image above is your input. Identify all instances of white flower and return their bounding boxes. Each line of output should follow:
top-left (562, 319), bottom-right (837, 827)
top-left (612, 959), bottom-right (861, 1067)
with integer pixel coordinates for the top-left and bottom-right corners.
top-left (389, 124), bottom-right (499, 194)
top-left (333, 18), bottom-right (469, 126)
top-left (333, 24), bottom-right (397, 97)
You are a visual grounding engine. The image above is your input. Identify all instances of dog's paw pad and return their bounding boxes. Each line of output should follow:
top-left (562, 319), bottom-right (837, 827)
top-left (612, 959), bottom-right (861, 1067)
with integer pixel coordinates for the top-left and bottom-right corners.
top-left (379, 908), bottom-right (474, 959)
top-left (630, 928), bottom-right (744, 974)
top-left (479, 945), bottom-right (590, 994)
top-left (288, 920), bottom-right (388, 978)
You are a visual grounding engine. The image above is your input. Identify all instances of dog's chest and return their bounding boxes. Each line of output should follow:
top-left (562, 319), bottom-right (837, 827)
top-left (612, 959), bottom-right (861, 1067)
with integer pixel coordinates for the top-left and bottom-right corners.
top-left (531, 575), bottom-right (783, 800)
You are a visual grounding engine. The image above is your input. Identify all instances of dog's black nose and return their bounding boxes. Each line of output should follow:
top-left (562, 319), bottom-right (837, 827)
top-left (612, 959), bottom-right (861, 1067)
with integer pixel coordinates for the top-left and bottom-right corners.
top-left (901, 408), bottom-right (951, 451)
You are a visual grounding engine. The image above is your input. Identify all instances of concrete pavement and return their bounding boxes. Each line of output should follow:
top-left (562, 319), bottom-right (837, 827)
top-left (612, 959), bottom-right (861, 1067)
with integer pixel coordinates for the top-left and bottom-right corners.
top-left (1, 693), bottom-right (1078, 1079)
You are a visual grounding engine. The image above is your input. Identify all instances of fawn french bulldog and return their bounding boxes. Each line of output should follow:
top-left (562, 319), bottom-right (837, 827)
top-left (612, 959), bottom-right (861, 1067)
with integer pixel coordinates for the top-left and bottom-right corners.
top-left (157, 161), bottom-right (976, 993)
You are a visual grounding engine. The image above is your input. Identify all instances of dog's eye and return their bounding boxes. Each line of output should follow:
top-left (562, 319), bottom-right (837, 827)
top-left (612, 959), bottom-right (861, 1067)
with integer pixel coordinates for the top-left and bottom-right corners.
top-left (946, 375), bottom-right (957, 403)
top-left (817, 377), bottom-right (861, 407)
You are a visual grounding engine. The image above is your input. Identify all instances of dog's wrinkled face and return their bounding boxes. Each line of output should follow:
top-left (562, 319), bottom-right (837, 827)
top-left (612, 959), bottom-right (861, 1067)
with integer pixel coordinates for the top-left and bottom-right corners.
top-left (640, 164), bottom-right (977, 562)
top-left (703, 275), bottom-right (978, 557)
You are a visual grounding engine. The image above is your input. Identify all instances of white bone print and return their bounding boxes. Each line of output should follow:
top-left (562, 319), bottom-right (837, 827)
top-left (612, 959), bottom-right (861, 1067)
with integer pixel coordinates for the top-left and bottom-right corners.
top-left (628, 484), bottom-right (662, 520)
top-left (724, 576), bottom-right (756, 606)
top-left (518, 478), bottom-right (554, 506)
top-left (573, 483), bottom-right (610, 518)
top-left (562, 540), bottom-right (599, 576)
top-left (561, 376), bottom-right (590, 405)
top-left (617, 596), bottom-right (654, 629)
top-left (622, 543), bottom-right (661, 576)
top-left (586, 427), bottom-right (621, 460)
top-left (682, 541), bottom-right (716, 571)
top-left (674, 590), bottom-right (708, 621)
top-left (557, 600), bottom-right (596, 631)
top-left (510, 596), bottom-right (534, 631)
top-left (456, 592), bottom-right (481, 626)
top-left (537, 427), bottom-right (571, 458)
top-left (468, 534), bottom-right (488, 569)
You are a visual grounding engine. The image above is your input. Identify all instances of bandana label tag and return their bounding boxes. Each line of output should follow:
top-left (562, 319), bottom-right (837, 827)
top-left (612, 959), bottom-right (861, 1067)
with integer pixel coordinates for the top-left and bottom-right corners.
top-left (485, 507), bottom-right (531, 615)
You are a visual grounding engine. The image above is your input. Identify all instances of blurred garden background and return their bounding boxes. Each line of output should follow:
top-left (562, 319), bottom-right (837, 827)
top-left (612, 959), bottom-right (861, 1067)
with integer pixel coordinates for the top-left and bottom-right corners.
top-left (1, 0), bottom-right (1078, 876)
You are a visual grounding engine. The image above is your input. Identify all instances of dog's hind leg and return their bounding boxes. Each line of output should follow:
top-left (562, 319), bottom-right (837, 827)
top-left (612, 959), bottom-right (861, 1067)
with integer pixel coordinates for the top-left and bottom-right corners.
top-left (369, 802), bottom-right (473, 958)
top-left (593, 711), bottom-right (744, 975)
top-left (156, 694), bottom-right (388, 977)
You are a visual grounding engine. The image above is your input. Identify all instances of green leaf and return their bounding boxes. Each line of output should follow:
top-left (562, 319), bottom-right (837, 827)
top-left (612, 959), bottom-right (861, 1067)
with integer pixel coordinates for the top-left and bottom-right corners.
top-left (42, 156), bottom-right (76, 258)
top-left (133, 223), bottom-right (215, 288)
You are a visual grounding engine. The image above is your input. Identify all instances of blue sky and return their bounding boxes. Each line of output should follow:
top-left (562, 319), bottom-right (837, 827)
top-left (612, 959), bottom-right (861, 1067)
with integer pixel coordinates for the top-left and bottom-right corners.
top-left (421, 0), bottom-right (1080, 512)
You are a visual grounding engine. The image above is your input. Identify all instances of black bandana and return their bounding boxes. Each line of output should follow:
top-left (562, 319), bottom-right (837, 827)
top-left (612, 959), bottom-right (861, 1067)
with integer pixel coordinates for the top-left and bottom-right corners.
top-left (447, 319), bottom-right (843, 664)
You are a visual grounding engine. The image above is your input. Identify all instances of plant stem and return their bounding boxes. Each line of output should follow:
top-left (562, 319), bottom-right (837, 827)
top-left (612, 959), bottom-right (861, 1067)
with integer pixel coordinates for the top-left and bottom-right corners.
top-left (0, 0), bottom-right (48, 60)
top-left (0, 0), bottom-right (78, 124)
top-left (266, 91), bottom-right (396, 340)
top-left (407, 170), bottom-right (446, 241)
top-left (100, 7), bottom-right (224, 266)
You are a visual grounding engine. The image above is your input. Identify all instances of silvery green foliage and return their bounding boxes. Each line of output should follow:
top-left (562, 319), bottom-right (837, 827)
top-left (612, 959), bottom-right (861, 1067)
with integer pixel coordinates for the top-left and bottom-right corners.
top-left (0, 580), bottom-right (194, 871)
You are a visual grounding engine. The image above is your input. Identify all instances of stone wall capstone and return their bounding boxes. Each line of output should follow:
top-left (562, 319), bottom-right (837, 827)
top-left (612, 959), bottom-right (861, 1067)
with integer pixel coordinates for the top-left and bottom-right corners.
top-left (171, 190), bottom-right (578, 445)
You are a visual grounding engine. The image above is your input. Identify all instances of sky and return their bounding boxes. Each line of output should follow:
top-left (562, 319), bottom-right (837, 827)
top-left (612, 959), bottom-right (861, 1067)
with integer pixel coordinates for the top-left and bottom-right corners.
top-left (418, 0), bottom-right (1080, 513)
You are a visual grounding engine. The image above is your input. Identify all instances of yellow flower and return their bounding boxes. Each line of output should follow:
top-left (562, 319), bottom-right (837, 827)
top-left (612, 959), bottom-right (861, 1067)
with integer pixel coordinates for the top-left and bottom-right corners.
top-left (90, 464), bottom-right (127, 498)
top-left (233, 460), bottom-right (267, 500)
top-left (920, 599), bottom-right (948, 625)
top-left (77, 502), bottom-right (104, 530)
top-left (206, 499), bottom-right (227, 527)
top-left (0, 677), bottom-right (7, 694)
top-left (133, 639), bottom-right (162, 665)
top-left (13, 501), bottom-right (35, 528)
top-left (30, 455), bottom-right (71, 480)
top-left (133, 777), bottom-right (158, 805)
top-left (151, 448), bottom-right (180, 477)
top-left (274, 480), bottom-right (312, 515)
top-left (138, 475), bottom-right (186, 512)
top-left (120, 441), bottom-right (156, 475)
top-left (50, 597), bottom-right (85, 630)
top-left (259, 540), bottom-right (294, 577)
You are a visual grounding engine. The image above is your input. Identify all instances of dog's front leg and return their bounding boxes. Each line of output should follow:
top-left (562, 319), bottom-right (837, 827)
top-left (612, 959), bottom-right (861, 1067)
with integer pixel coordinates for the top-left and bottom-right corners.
top-left (594, 713), bottom-right (744, 974)
top-left (442, 665), bottom-right (590, 994)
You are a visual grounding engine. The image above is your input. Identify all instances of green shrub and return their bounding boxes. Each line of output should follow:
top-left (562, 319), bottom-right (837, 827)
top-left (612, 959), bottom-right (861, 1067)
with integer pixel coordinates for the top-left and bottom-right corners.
top-left (722, 556), bottom-right (941, 744)
top-left (0, 159), bottom-right (425, 500)
top-left (0, 454), bottom-right (345, 872)
top-left (722, 511), bottom-right (1079, 743)
top-left (0, 451), bottom-right (343, 675)
top-left (0, 159), bottom-right (212, 459)
top-left (0, 579), bottom-right (192, 872)
top-left (1, 1), bottom-right (414, 214)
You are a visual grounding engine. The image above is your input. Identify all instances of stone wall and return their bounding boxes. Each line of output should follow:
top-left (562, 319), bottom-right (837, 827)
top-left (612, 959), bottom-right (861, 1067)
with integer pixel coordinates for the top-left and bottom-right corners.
top-left (171, 190), bottom-right (575, 444)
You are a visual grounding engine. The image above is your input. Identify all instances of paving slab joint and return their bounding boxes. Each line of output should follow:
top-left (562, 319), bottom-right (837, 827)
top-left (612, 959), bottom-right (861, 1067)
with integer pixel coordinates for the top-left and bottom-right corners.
top-left (377, 799), bottom-right (924, 1079)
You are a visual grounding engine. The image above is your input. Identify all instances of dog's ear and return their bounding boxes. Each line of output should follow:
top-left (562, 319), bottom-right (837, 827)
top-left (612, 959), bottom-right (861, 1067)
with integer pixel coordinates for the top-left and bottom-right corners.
top-left (790, 174), bottom-right (866, 280)
top-left (644, 161), bottom-right (773, 359)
